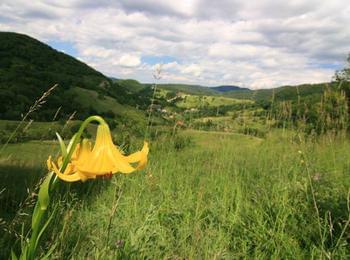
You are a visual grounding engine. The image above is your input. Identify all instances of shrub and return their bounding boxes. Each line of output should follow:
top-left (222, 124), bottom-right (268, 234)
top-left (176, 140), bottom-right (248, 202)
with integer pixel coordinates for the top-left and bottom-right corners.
top-left (238, 126), bottom-right (267, 138)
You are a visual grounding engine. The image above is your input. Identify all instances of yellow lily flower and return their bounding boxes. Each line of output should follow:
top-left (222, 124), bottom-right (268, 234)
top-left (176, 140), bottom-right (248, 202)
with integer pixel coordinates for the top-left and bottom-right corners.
top-left (47, 123), bottom-right (149, 182)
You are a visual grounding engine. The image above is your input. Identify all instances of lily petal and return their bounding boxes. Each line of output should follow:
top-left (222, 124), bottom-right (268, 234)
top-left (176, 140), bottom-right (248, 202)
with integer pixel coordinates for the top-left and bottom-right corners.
top-left (126, 142), bottom-right (149, 170)
top-left (54, 171), bottom-right (82, 182)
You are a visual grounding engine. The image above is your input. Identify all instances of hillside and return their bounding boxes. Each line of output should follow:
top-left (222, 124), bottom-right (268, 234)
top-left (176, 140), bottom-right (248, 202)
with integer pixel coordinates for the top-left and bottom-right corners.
top-left (115, 79), bottom-right (146, 93)
top-left (153, 83), bottom-right (219, 96)
top-left (0, 32), bottom-right (150, 123)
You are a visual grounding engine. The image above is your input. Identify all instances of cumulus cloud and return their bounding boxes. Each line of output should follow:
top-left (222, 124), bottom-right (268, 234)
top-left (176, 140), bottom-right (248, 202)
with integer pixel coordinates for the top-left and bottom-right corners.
top-left (0, 0), bottom-right (349, 89)
top-left (181, 64), bottom-right (202, 77)
top-left (117, 54), bottom-right (142, 68)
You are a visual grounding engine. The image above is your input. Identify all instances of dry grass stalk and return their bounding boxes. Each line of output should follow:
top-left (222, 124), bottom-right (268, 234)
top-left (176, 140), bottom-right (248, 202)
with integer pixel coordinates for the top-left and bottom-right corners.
top-left (0, 84), bottom-right (58, 154)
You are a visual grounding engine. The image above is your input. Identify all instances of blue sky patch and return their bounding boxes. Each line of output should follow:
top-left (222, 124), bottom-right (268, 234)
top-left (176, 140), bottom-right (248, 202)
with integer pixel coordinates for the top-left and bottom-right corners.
top-left (141, 55), bottom-right (177, 65)
top-left (309, 62), bottom-right (342, 70)
top-left (47, 40), bottom-right (78, 57)
top-left (319, 63), bottom-right (342, 70)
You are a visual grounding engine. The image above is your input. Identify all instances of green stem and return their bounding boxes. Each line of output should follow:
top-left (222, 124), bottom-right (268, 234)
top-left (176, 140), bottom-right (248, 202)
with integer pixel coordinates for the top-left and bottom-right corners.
top-left (62, 116), bottom-right (105, 173)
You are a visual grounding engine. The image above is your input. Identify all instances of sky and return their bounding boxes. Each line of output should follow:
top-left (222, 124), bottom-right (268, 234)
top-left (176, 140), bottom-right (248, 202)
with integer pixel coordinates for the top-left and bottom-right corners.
top-left (0, 0), bottom-right (349, 89)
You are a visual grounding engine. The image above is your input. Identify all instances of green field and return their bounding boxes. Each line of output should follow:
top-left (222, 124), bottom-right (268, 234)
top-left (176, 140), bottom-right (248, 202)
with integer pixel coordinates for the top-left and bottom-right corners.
top-left (1, 129), bottom-right (349, 259)
top-left (176, 94), bottom-right (252, 108)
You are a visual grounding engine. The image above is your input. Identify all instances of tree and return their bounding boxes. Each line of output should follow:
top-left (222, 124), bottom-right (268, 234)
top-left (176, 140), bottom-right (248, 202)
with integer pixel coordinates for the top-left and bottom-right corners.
top-left (334, 53), bottom-right (350, 82)
top-left (333, 54), bottom-right (350, 111)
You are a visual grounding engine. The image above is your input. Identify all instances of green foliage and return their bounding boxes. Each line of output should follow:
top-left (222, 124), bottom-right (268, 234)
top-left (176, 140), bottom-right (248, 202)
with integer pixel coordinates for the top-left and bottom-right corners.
top-left (270, 84), bottom-right (349, 135)
top-left (316, 87), bottom-right (348, 134)
top-left (172, 134), bottom-right (193, 150)
top-left (334, 53), bottom-right (350, 82)
top-left (237, 125), bottom-right (267, 138)
top-left (165, 91), bottom-right (177, 99)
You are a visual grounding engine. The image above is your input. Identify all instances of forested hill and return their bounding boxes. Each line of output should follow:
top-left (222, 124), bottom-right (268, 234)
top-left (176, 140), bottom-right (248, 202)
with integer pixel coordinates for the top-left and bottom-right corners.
top-left (0, 32), bottom-right (112, 120)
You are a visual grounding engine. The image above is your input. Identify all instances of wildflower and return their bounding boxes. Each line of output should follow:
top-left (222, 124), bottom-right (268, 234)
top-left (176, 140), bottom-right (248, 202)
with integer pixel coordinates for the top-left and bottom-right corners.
top-left (47, 123), bottom-right (149, 182)
top-left (115, 239), bottom-right (125, 249)
top-left (312, 173), bottom-right (321, 181)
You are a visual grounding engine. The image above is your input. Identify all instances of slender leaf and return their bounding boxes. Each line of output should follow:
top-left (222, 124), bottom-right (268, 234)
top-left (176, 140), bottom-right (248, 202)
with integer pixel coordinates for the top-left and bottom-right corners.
top-left (55, 132), bottom-right (67, 158)
top-left (11, 249), bottom-right (18, 260)
top-left (66, 133), bottom-right (77, 154)
top-left (38, 172), bottom-right (54, 211)
top-left (34, 206), bottom-right (58, 252)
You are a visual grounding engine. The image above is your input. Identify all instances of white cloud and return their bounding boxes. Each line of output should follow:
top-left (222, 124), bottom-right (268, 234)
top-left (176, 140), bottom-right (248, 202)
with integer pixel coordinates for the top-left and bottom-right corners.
top-left (181, 64), bottom-right (202, 77)
top-left (117, 54), bottom-right (141, 68)
top-left (0, 0), bottom-right (349, 88)
top-left (80, 46), bottom-right (113, 58)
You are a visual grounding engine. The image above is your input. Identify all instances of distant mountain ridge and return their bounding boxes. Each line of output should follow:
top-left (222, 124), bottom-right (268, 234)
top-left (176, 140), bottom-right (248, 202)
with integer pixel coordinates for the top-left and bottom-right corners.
top-left (211, 85), bottom-right (250, 92)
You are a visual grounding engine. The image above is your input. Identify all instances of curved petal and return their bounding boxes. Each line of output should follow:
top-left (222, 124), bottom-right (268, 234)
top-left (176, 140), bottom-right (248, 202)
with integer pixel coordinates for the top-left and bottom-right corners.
top-left (73, 140), bottom-right (92, 167)
top-left (57, 156), bottom-right (63, 167)
top-left (126, 142), bottom-right (149, 170)
top-left (51, 162), bottom-right (82, 182)
top-left (46, 156), bottom-right (52, 170)
top-left (55, 172), bottom-right (82, 182)
top-left (110, 147), bottom-right (136, 174)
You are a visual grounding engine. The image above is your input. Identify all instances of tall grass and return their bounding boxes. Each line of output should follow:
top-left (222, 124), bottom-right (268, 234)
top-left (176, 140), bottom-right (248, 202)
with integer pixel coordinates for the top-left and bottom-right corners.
top-left (1, 130), bottom-right (347, 258)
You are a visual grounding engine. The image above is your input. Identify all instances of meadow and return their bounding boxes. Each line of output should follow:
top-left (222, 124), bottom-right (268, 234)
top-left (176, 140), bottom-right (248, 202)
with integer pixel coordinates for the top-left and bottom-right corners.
top-left (1, 31), bottom-right (350, 260)
top-left (1, 127), bottom-right (349, 259)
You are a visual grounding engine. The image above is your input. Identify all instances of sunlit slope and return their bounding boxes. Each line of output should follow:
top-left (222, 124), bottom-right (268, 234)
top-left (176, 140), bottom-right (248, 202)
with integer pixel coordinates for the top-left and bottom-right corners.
top-left (70, 87), bottom-right (148, 124)
top-left (115, 79), bottom-right (146, 93)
